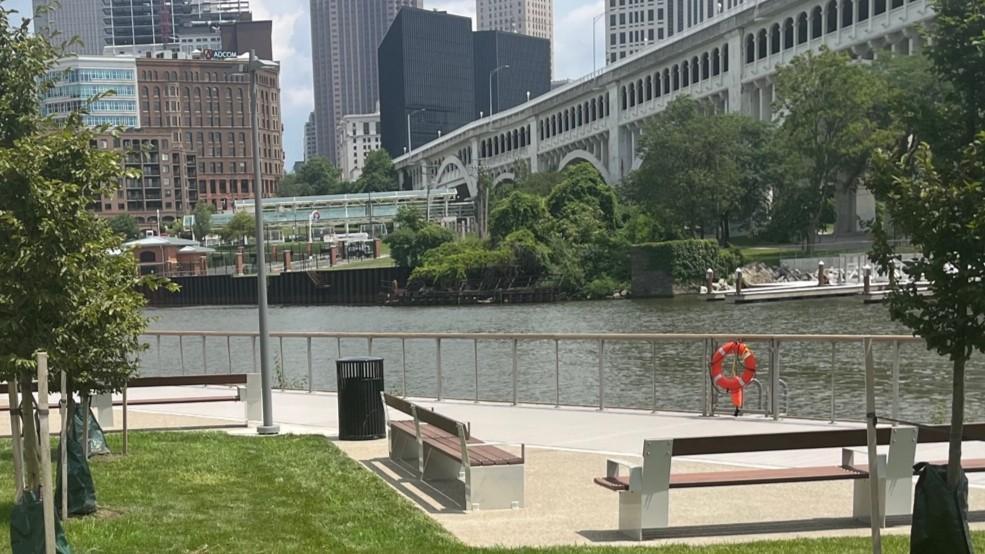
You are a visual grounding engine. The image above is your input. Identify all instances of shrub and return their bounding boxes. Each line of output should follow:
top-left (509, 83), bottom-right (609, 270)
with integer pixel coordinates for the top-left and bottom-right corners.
top-left (633, 239), bottom-right (733, 284)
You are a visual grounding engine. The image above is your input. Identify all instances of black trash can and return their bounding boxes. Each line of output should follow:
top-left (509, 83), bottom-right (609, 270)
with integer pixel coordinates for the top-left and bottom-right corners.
top-left (336, 357), bottom-right (386, 440)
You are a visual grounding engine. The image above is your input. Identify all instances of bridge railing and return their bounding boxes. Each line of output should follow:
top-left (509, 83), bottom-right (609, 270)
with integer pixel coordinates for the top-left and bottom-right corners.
top-left (136, 330), bottom-right (982, 424)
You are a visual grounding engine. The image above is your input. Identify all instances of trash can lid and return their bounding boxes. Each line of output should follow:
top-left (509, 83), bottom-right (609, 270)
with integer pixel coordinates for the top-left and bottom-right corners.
top-left (337, 356), bottom-right (384, 363)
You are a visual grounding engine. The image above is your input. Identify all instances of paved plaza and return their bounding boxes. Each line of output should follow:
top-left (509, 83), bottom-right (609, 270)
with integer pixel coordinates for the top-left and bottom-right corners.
top-left (20, 386), bottom-right (985, 547)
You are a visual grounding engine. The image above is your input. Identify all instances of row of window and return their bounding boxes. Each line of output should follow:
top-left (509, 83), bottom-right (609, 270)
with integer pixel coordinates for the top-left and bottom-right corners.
top-left (44, 84), bottom-right (136, 99)
top-left (57, 68), bottom-right (135, 83)
top-left (621, 42), bottom-right (730, 110)
top-left (540, 93), bottom-right (611, 142)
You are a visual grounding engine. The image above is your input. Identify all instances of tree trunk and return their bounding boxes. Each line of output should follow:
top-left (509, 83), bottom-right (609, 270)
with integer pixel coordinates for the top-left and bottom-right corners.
top-left (948, 355), bottom-right (966, 489)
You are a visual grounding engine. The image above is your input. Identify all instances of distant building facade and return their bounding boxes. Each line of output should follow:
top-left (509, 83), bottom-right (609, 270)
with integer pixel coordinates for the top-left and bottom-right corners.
top-left (476, 0), bottom-right (552, 41)
top-left (42, 56), bottom-right (140, 128)
top-left (606, 0), bottom-right (666, 64)
top-left (309, 0), bottom-right (420, 163)
top-left (220, 19), bottom-right (273, 59)
top-left (33, 0), bottom-right (104, 54)
top-left (304, 111), bottom-right (317, 162)
top-left (473, 31), bottom-right (550, 118)
top-left (337, 111), bottom-right (381, 181)
top-left (135, 54), bottom-right (284, 212)
top-left (379, 8), bottom-right (475, 158)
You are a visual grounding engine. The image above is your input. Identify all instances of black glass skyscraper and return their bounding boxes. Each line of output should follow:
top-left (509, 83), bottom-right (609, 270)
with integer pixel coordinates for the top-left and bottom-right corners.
top-left (378, 7), bottom-right (475, 158)
top-left (473, 31), bottom-right (550, 119)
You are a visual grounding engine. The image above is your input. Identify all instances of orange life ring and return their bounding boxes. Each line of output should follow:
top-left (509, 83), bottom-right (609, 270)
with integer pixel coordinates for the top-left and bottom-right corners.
top-left (709, 341), bottom-right (757, 410)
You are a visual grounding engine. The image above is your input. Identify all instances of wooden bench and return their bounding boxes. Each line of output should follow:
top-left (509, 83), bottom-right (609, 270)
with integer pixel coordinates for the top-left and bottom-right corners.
top-left (382, 393), bottom-right (524, 511)
top-left (595, 423), bottom-right (985, 540)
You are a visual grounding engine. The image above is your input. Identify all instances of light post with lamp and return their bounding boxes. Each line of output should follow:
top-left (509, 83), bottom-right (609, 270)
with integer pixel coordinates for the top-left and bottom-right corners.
top-left (236, 50), bottom-right (279, 435)
top-left (406, 107), bottom-right (426, 153)
top-left (488, 64), bottom-right (510, 117)
top-left (593, 12), bottom-right (604, 73)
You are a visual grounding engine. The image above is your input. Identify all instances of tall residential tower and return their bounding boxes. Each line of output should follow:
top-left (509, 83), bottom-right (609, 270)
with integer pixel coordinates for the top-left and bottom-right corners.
top-left (309, 0), bottom-right (420, 163)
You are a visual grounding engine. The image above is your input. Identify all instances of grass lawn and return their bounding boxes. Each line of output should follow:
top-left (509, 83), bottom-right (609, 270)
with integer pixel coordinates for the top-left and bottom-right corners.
top-left (1, 432), bottom-right (982, 553)
top-left (330, 256), bottom-right (396, 271)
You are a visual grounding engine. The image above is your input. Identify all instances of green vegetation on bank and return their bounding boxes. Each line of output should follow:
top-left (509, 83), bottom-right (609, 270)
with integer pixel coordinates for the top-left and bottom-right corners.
top-left (4, 431), bottom-right (983, 553)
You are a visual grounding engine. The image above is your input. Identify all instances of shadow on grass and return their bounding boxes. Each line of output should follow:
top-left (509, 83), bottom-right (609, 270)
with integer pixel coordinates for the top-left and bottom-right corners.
top-left (359, 456), bottom-right (466, 515)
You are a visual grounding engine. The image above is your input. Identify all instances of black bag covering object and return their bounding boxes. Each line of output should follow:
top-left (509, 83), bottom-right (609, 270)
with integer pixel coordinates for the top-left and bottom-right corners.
top-left (910, 462), bottom-right (974, 554)
top-left (55, 403), bottom-right (98, 517)
top-left (10, 489), bottom-right (74, 554)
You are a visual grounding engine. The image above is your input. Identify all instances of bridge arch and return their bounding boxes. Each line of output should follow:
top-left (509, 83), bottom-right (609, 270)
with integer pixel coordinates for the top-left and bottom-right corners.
top-left (434, 154), bottom-right (478, 197)
top-left (493, 171), bottom-right (517, 187)
top-left (558, 149), bottom-right (610, 182)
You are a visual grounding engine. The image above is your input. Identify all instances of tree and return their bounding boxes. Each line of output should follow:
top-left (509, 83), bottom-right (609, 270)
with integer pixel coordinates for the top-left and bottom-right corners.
top-left (488, 191), bottom-right (549, 243)
top-left (546, 163), bottom-right (618, 229)
top-left (773, 47), bottom-right (893, 252)
top-left (0, 5), bottom-right (160, 526)
top-left (384, 206), bottom-right (454, 268)
top-left (355, 150), bottom-right (398, 192)
top-left (192, 201), bottom-right (212, 240)
top-left (278, 156), bottom-right (343, 197)
top-left (868, 136), bottom-right (985, 491)
top-left (626, 96), bottom-right (773, 244)
top-left (928, 0), bottom-right (985, 147)
top-left (221, 211), bottom-right (256, 243)
top-left (108, 214), bottom-right (140, 239)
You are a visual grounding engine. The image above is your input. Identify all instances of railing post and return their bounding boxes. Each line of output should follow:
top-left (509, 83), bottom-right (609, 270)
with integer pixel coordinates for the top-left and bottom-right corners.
top-left (474, 338), bottom-right (479, 403)
top-left (830, 341), bottom-right (837, 423)
top-left (769, 338), bottom-right (780, 420)
top-left (554, 339), bottom-right (560, 408)
top-left (401, 338), bottom-right (407, 396)
top-left (892, 340), bottom-right (900, 425)
top-left (651, 341), bottom-right (657, 412)
top-left (306, 337), bottom-right (313, 393)
top-left (436, 338), bottom-right (443, 401)
top-left (202, 335), bottom-right (208, 373)
top-left (368, 337), bottom-right (373, 356)
top-left (863, 264), bottom-right (872, 296)
top-left (598, 339), bottom-right (605, 410)
top-left (179, 335), bottom-right (185, 374)
top-left (278, 337), bottom-right (284, 387)
top-left (156, 334), bottom-right (162, 368)
top-left (252, 335), bottom-right (257, 373)
top-left (702, 338), bottom-right (712, 416)
top-left (511, 338), bottom-right (518, 405)
top-left (226, 335), bottom-right (233, 374)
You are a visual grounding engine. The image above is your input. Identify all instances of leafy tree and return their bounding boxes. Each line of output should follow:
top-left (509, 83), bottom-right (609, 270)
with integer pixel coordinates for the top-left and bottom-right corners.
top-left (278, 156), bottom-right (344, 197)
top-left (355, 150), bottom-right (398, 193)
top-left (928, 0), bottom-right (985, 147)
top-left (384, 206), bottom-right (454, 268)
top-left (410, 238), bottom-right (512, 289)
top-left (108, 214), bottom-right (140, 239)
top-left (192, 201), bottom-right (212, 240)
top-left (221, 211), bottom-right (256, 243)
top-left (0, 5), bottom-right (163, 505)
top-left (547, 163), bottom-right (618, 229)
top-left (167, 217), bottom-right (184, 236)
top-left (868, 136), bottom-right (985, 490)
top-left (488, 191), bottom-right (549, 243)
top-left (626, 96), bottom-right (773, 244)
top-left (773, 48), bottom-right (893, 252)
top-left (492, 170), bottom-right (563, 202)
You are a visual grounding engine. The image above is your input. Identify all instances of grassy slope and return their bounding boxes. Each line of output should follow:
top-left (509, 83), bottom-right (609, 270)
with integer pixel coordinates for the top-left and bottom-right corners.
top-left (0, 432), bottom-right (982, 553)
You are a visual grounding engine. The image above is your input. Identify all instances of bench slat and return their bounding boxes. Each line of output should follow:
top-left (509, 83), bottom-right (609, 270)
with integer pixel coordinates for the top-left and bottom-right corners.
top-left (389, 420), bottom-right (521, 465)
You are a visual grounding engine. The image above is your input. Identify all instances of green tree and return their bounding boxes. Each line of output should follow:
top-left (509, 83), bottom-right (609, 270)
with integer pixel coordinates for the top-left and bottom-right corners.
top-left (928, 0), bottom-right (985, 146)
top-left (488, 191), bottom-right (549, 243)
top-left (0, 5), bottom-right (162, 504)
top-left (355, 150), bottom-right (398, 192)
top-left (221, 211), bottom-right (256, 243)
top-left (546, 163), bottom-right (618, 229)
top-left (868, 136), bottom-right (985, 490)
top-left (384, 207), bottom-right (454, 268)
top-left (108, 213), bottom-right (140, 239)
top-left (278, 156), bottom-right (343, 197)
top-left (773, 47), bottom-right (893, 252)
top-left (192, 201), bottom-right (212, 240)
top-left (626, 96), bottom-right (773, 244)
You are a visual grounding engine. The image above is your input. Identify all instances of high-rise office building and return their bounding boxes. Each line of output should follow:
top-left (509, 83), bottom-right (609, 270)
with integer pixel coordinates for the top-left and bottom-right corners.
top-left (476, 0), bottom-right (552, 41)
top-left (33, 0), bottom-right (105, 54)
top-left (379, 8), bottom-right (474, 158)
top-left (606, 0), bottom-right (665, 64)
top-left (304, 112), bottom-right (317, 162)
top-left (473, 31), bottom-right (550, 119)
top-left (33, 0), bottom-right (252, 55)
top-left (41, 56), bottom-right (140, 128)
top-left (309, 0), bottom-right (420, 164)
top-left (336, 111), bottom-right (381, 180)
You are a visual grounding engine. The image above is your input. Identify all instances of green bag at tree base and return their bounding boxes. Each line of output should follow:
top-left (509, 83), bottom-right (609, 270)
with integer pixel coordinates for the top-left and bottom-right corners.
top-left (72, 403), bottom-right (110, 457)
top-left (55, 403), bottom-right (98, 517)
top-left (10, 489), bottom-right (74, 554)
top-left (910, 462), bottom-right (974, 554)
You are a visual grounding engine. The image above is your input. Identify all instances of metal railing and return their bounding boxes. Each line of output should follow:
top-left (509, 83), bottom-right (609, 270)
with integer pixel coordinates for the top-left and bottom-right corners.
top-left (130, 330), bottom-right (974, 424)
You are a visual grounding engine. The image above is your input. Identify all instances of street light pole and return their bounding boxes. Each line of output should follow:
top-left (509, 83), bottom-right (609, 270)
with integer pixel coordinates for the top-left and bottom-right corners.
top-left (245, 49), bottom-right (279, 436)
top-left (593, 13), bottom-right (604, 73)
top-left (406, 107), bottom-right (426, 153)
top-left (488, 64), bottom-right (510, 117)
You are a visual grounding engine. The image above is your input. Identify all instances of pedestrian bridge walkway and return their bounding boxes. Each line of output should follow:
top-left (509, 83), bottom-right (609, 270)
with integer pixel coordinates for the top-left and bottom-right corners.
top-left (116, 387), bottom-right (985, 547)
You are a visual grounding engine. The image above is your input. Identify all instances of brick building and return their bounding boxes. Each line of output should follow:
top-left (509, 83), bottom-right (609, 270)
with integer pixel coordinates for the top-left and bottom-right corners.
top-left (135, 53), bottom-right (284, 212)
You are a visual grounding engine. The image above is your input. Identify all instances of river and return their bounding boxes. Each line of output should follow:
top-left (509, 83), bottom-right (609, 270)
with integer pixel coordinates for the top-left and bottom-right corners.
top-left (144, 298), bottom-right (985, 423)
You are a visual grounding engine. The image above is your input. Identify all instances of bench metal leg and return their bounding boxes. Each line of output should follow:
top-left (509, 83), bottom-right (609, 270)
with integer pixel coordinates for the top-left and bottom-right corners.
top-left (616, 439), bottom-right (672, 540)
top-left (389, 431), bottom-right (420, 472)
top-left (469, 464), bottom-right (524, 511)
top-left (849, 426), bottom-right (918, 526)
top-left (92, 393), bottom-right (114, 428)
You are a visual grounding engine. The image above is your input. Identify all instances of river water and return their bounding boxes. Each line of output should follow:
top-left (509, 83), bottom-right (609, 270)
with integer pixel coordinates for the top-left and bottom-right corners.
top-left (144, 298), bottom-right (985, 423)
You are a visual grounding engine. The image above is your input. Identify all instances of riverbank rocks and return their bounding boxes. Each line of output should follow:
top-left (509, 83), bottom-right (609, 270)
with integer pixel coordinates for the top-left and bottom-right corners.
top-left (739, 263), bottom-right (777, 285)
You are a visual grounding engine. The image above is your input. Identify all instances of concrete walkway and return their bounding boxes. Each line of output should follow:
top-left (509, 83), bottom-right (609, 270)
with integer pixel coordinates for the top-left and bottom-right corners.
top-left (112, 386), bottom-right (985, 547)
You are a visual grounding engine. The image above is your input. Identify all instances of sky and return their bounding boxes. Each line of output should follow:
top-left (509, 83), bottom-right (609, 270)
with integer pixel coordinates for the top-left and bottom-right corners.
top-left (7, 0), bottom-right (605, 167)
